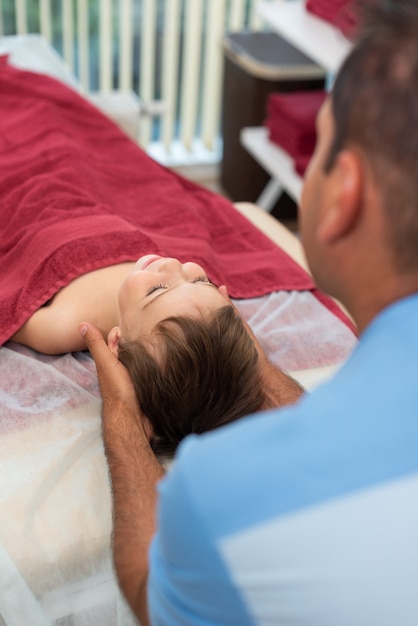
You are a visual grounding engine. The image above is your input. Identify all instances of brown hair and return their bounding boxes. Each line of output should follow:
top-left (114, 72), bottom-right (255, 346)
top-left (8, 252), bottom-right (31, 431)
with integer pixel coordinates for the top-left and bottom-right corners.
top-left (118, 305), bottom-right (265, 458)
top-left (326, 0), bottom-right (418, 272)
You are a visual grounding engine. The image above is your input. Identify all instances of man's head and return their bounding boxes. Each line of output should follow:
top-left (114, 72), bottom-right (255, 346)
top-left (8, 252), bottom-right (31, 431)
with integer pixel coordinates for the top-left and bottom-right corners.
top-left (300, 0), bottom-right (418, 320)
top-left (329, 0), bottom-right (418, 273)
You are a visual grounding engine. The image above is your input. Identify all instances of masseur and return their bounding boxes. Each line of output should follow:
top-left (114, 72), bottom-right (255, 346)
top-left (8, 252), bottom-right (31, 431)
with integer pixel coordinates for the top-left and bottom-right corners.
top-left (83, 0), bottom-right (418, 623)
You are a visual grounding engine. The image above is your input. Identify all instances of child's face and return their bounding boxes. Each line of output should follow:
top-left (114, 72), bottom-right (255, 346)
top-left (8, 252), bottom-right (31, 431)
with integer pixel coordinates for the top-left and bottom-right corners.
top-left (117, 255), bottom-right (228, 340)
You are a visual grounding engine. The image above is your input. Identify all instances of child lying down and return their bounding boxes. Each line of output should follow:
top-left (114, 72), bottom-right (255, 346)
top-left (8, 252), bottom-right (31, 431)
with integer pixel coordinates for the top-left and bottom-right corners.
top-left (1, 59), bottom-right (350, 457)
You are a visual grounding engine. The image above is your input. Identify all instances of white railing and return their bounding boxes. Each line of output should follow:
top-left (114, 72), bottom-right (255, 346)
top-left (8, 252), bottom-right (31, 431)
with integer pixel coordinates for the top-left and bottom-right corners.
top-left (0, 0), bottom-right (275, 165)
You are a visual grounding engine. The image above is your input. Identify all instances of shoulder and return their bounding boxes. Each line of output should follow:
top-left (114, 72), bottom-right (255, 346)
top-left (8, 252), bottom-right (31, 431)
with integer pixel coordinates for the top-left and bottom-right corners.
top-left (11, 262), bottom-right (134, 354)
top-left (151, 322), bottom-right (418, 624)
top-left (162, 334), bottom-right (418, 533)
top-left (10, 304), bottom-right (85, 354)
top-left (160, 401), bottom-right (322, 539)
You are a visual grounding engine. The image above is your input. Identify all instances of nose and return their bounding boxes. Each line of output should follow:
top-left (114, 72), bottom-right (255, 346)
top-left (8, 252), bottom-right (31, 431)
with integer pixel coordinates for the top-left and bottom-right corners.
top-left (157, 257), bottom-right (184, 277)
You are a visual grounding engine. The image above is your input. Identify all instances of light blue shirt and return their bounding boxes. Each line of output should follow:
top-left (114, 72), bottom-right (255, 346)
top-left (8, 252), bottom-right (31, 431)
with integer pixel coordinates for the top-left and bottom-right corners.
top-left (148, 294), bottom-right (418, 625)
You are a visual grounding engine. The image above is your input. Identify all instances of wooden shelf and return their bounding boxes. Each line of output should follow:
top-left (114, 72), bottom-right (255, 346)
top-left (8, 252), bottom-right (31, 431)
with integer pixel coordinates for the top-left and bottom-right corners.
top-left (239, 2), bottom-right (353, 211)
top-left (257, 0), bottom-right (352, 74)
top-left (240, 126), bottom-right (303, 205)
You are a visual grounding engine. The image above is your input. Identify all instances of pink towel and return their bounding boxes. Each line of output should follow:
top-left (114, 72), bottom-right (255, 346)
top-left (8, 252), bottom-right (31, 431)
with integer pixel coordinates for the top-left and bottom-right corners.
top-left (0, 60), bottom-right (354, 345)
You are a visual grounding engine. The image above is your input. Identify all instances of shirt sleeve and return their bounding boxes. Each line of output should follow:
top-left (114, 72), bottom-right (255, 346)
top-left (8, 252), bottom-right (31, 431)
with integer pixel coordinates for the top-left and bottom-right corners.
top-left (147, 436), bottom-right (254, 626)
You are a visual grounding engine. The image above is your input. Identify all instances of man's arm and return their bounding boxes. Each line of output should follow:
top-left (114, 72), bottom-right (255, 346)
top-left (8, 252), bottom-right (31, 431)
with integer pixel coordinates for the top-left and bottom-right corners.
top-left (243, 306), bottom-right (304, 408)
top-left (218, 285), bottom-right (305, 409)
top-left (259, 358), bottom-right (305, 409)
top-left (80, 323), bottom-right (164, 626)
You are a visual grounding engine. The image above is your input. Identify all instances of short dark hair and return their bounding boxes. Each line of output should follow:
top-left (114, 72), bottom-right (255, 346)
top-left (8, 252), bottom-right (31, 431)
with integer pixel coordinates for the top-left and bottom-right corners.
top-left (326, 0), bottom-right (418, 272)
top-left (118, 306), bottom-right (265, 458)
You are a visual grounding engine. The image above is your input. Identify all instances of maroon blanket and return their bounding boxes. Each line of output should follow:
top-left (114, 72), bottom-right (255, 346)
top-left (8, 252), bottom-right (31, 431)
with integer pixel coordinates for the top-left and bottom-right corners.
top-left (0, 59), bottom-right (353, 346)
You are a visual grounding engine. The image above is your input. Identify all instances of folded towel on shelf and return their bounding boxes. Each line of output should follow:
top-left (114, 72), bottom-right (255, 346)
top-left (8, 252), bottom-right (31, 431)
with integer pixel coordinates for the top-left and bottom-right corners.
top-left (294, 153), bottom-right (313, 177)
top-left (265, 90), bottom-right (327, 175)
top-left (305, 0), bottom-right (359, 39)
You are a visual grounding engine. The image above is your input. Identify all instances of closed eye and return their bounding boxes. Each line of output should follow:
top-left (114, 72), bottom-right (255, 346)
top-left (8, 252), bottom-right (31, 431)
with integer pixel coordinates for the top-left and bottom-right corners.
top-left (192, 275), bottom-right (213, 284)
top-left (146, 283), bottom-right (167, 296)
top-left (146, 275), bottom-right (213, 297)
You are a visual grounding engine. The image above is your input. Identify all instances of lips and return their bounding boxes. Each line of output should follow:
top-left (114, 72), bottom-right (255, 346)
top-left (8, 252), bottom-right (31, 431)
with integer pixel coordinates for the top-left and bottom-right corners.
top-left (138, 254), bottom-right (162, 269)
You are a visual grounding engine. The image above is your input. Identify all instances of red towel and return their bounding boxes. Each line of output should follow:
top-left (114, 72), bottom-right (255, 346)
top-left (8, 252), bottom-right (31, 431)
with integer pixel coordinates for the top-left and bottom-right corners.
top-left (306, 0), bottom-right (358, 39)
top-left (266, 90), bottom-right (326, 126)
top-left (294, 153), bottom-right (313, 177)
top-left (265, 90), bottom-right (326, 175)
top-left (0, 60), bottom-right (354, 345)
top-left (268, 126), bottom-right (317, 159)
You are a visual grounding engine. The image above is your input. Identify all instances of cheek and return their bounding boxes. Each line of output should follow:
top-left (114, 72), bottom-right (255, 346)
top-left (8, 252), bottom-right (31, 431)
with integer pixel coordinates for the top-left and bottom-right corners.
top-left (118, 274), bottom-right (146, 316)
top-left (120, 272), bottom-right (149, 297)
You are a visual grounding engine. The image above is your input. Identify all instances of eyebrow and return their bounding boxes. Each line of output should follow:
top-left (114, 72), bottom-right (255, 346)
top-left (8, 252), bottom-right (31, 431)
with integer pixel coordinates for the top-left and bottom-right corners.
top-left (143, 281), bottom-right (218, 310)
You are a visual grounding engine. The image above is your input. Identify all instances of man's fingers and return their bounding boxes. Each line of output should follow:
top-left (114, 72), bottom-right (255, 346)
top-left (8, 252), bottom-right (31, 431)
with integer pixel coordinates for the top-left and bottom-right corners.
top-left (79, 322), bottom-right (110, 362)
top-left (80, 326), bottom-right (153, 439)
top-left (80, 321), bottom-right (138, 401)
top-left (79, 322), bottom-right (122, 383)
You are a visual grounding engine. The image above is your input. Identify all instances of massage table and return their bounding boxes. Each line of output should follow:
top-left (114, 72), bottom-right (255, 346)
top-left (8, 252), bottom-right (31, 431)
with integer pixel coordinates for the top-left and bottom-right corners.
top-left (0, 36), bottom-right (357, 626)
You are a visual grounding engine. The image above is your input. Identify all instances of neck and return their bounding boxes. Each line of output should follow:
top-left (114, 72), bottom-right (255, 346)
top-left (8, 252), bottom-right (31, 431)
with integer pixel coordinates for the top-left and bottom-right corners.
top-left (341, 272), bottom-right (418, 335)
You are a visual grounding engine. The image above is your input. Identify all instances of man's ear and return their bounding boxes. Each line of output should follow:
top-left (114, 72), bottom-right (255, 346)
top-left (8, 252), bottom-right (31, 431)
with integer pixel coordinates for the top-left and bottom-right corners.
top-left (319, 149), bottom-right (363, 244)
top-left (107, 326), bottom-right (122, 357)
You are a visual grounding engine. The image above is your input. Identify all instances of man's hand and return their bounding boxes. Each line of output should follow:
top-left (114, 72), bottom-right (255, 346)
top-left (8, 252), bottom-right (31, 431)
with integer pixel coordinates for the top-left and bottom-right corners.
top-left (80, 322), bottom-right (152, 440)
top-left (218, 285), bottom-right (270, 366)
top-left (218, 287), bottom-right (304, 408)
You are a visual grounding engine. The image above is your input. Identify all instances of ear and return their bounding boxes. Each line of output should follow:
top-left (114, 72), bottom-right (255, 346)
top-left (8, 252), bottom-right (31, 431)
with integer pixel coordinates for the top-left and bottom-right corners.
top-left (318, 149), bottom-right (363, 244)
top-left (218, 284), bottom-right (236, 307)
top-left (107, 326), bottom-right (122, 357)
top-left (218, 284), bottom-right (230, 300)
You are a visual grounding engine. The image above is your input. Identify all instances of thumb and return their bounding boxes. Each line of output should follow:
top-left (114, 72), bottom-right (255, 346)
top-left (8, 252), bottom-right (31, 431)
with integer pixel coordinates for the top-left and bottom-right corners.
top-left (79, 322), bottom-right (121, 382)
top-left (79, 321), bottom-right (137, 403)
top-left (79, 322), bottom-right (109, 362)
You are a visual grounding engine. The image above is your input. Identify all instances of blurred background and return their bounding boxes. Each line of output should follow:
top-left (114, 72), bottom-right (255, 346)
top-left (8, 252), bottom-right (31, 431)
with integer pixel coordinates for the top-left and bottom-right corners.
top-left (1, 0), bottom-right (354, 227)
